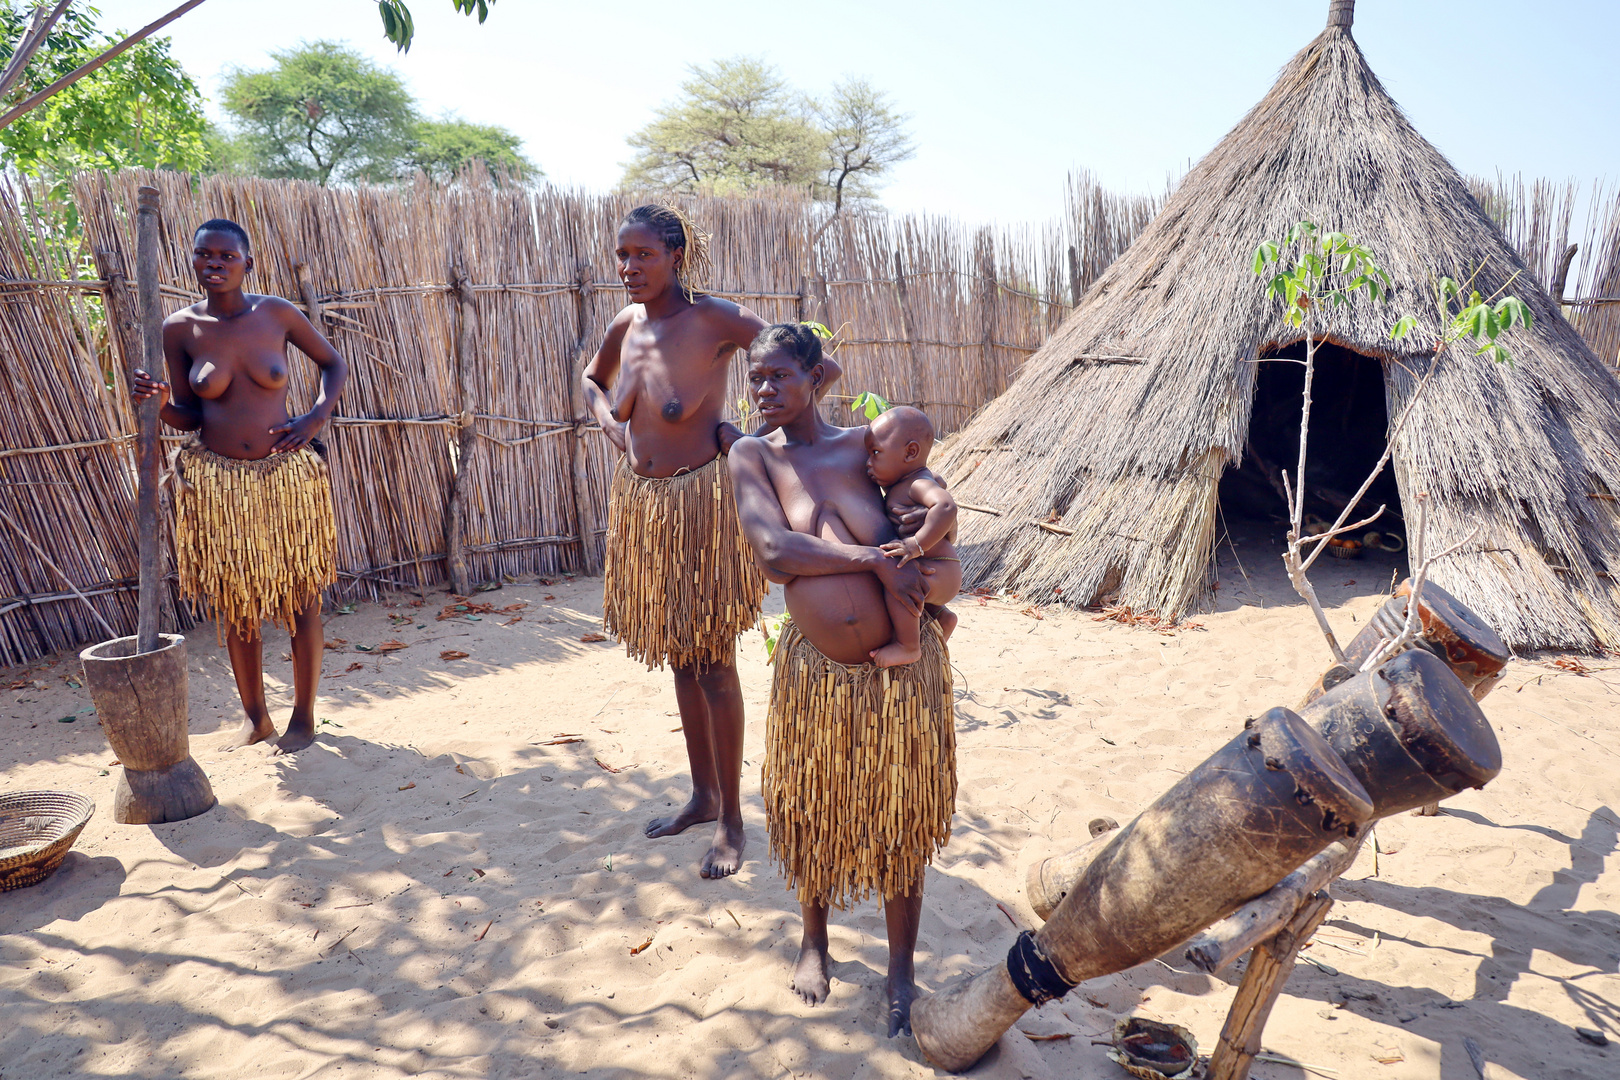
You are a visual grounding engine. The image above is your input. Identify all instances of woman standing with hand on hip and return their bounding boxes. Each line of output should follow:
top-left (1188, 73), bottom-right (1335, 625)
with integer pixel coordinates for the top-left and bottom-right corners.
top-left (583, 205), bottom-right (839, 879)
top-left (131, 218), bottom-right (347, 754)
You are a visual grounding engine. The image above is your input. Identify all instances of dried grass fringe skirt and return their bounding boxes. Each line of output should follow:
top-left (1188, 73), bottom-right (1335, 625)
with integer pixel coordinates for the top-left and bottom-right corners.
top-left (173, 442), bottom-right (336, 642)
top-left (764, 618), bottom-right (957, 908)
top-left (602, 455), bottom-right (767, 671)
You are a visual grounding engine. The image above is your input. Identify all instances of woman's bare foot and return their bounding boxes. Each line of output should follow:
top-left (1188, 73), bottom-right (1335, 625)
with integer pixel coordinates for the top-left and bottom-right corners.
top-left (226, 715), bottom-right (276, 749)
top-left (273, 714), bottom-right (316, 755)
top-left (886, 973), bottom-right (917, 1037)
top-left (700, 818), bottom-right (746, 878)
top-left (871, 641), bottom-right (922, 668)
top-left (645, 795), bottom-right (718, 839)
top-left (791, 940), bottom-right (831, 1005)
top-left (934, 605), bottom-right (958, 643)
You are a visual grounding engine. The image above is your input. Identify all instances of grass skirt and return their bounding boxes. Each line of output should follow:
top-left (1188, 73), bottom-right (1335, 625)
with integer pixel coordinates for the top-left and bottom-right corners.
top-left (173, 442), bottom-right (336, 641)
top-left (602, 455), bottom-right (767, 671)
top-left (763, 618), bottom-right (957, 908)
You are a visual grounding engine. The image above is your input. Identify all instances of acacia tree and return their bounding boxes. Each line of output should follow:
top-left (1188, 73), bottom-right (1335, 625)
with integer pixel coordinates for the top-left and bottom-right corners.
top-left (405, 115), bottom-right (534, 181)
top-left (817, 77), bottom-right (912, 215)
top-left (219, 42), bottom-right (417, 184)
top-left (0, 2), bottom-right (208, 175)
top-left (623, 57), bottom-right (824, 194)
top-left (623, 58), bottom-right (912, 209)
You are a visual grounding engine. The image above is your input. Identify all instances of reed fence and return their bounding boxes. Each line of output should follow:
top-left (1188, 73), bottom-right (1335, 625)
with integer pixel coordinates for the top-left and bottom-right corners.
top-left (0, 169), bottom-right (1093, 666)
top-left (4, 167), bottom-right (1614, 666)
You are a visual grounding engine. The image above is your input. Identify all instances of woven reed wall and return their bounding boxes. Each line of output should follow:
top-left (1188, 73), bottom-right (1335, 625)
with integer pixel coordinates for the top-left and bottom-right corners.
top-left (0, 170), bottom-right (1076, 666)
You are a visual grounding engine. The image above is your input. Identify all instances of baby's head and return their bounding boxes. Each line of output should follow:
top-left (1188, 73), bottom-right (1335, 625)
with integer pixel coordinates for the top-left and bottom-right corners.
top-left (865, 406), bottom-right (935, 487)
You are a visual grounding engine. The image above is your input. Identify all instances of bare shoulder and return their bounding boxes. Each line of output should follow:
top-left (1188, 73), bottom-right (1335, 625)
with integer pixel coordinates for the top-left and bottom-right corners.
top-left (694, 294), bottom-right (766, 346)
top-left (164, 301), bottom-right (207, 328)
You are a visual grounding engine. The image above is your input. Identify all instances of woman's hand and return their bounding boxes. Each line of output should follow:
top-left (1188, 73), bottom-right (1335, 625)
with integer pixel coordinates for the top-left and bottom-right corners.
top-left (716, 421), bottom-right (745, 455)
top-left (131, 368), bottom-right (170, 408)
top-left (871, 552), bottom-right (933, 616)
top-left (269, 412), bottom-right (327, 454)
top-left (891, 505), bottom-right (928, 537)
top-left (601, 416), bottom-right (629, 454)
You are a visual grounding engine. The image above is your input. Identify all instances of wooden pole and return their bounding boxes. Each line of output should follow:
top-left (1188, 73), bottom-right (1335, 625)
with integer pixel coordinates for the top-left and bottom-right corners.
top-left (1067, 244), bottom-right (1083, 308)
top-left (976, 230), bottom-right (999, 398)
top-left (893, 250), bottom-right (922, 408)
top-left (1206, 892), bottom-right (1333, 1080)
top-left (569, 257), bottom-right (603, 576)
top-left (445, 263), bottom-right (478, 596)
top-left (133, 186), bottom-right (163, 653)
top-left (1549, 243), bottom-right (1578, 305)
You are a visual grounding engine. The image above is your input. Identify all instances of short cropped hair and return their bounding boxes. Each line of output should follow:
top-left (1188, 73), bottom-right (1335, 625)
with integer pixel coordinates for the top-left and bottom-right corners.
top-left (748, 323), bottom-right (823, 371)
top-left (194, 218), bottom-right (251, 252)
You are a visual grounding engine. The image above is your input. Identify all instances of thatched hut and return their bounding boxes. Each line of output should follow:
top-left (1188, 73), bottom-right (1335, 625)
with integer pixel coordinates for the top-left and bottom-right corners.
top-left (938, 0), bottom-right (1620, 651)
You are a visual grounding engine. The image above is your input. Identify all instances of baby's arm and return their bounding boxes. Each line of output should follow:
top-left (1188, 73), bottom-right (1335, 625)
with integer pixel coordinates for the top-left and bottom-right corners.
top-left (881, 477), bottom-right (958, 564)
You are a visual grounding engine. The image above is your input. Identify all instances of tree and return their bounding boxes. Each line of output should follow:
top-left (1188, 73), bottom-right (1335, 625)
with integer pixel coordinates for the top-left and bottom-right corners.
top-left (622, 57), bottom-right (825, 195)
top-left (0, 2), bottom-right (208, 175)
top-left (219, 41), bottom-right (417, 185)
top-left (1250, 222), bottom-right (1532, 667)
top-left (622, 59), bottom-right (913, 208)
top-left (817, 78), bottom-right (913, 215)
top-left (405, 115), bottom-right (534, 181)
top-left (0, 1), bottom-right (496, 135)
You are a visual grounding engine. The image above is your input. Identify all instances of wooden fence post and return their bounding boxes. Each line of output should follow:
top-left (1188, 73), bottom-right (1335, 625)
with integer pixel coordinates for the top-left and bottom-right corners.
top-left (570, 257), bottom-right (603, 576)
top-left (445, 264), bottom-right (478, 595)
top-left (132, 186), bottom-right (163, 652)
top-left (893, 250), bottom-right (923, 408)
top-left (1067, 244), bottom-right (1083, 308)
top-left (1205, 892), bottom-right (1334, 1080)
top-left (1550, 243), bottom-right (1578, 304)
top-left (976, 230), bottom-right (999, 399)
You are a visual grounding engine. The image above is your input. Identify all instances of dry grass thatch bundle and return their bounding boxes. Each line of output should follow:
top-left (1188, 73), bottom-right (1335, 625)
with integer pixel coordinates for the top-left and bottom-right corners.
top-left (936, 1), bottom-right (1620, 651)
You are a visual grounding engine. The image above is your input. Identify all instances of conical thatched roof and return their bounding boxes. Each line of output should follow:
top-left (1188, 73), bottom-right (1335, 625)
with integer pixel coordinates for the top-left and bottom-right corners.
top-left (939, 3), bottom-right (1620, 651)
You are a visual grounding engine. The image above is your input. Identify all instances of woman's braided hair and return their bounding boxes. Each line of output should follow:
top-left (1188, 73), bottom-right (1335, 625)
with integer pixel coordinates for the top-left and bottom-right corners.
top-left (622, 204), bottom-right (711, 301)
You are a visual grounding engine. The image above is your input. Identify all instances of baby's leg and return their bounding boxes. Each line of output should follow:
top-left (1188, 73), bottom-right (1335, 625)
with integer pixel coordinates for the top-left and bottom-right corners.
top-left (872, 590), bottom-right (923, 668)
top-left (920, 557), bottom-right (963, 645)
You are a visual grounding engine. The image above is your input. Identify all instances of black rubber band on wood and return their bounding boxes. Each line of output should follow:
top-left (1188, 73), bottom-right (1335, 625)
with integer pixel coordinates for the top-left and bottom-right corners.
top-left (1008, 930), bottom-right (1076, 1005)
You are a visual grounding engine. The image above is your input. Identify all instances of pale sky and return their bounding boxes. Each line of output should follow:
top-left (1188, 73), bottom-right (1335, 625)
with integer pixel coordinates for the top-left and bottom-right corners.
top-left (94, 0), bottom-right (1618, 231)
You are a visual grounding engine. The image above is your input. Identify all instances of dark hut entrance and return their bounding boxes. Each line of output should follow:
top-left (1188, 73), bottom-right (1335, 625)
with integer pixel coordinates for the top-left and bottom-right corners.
top-left (1219, 341), bottom-right (1406, 556)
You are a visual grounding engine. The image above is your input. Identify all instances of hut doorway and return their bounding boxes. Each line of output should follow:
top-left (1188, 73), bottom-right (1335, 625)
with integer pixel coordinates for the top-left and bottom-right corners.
top-left (1219, 341), bottom-right (1406, 552)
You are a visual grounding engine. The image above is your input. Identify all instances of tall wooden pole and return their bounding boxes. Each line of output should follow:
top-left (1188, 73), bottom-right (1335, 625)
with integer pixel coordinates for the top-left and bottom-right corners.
top-left (445, 263), bottom-right (478, 596)
top-left (133, 186), bottom-right (163, 653)
top-left (569, 258), bottom-right (603, 576)
top-left (893, 250), bottom-right (923, 408)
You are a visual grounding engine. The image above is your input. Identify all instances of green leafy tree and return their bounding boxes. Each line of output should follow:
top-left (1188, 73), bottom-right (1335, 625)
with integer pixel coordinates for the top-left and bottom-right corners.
top-left (405, 115), bottom-right (534, 181)
top-left (0, 3), bottom-right (208, 175)
top-left (623, 59), bottom-right (913, 207)
top-left (219, 41), bottom-right (417, 185)
top-left (623, 57), bottom-right (826, 195)
top-left (817, 78), bottom-right (913, 214)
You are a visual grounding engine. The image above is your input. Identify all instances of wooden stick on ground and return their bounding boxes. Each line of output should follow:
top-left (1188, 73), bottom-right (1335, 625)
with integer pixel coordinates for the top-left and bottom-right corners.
top-left (1206, 891), bottom-right (1335, 1080)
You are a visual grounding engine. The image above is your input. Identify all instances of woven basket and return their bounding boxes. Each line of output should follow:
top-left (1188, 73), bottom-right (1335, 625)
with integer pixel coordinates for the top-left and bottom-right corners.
top-left (0, 790), bottom-right (96, 892)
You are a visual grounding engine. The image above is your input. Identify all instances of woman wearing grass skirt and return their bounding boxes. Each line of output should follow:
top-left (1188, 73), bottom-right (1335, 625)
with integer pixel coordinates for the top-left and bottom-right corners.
top-left (131, 219), bottom-right (347, 754)
top-left (583, 205), bottom-right (841, 879)
top-left (728, 324), bottom-right (953, 1037)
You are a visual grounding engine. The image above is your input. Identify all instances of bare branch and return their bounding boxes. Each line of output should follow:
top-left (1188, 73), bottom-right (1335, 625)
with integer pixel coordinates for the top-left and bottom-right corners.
top-left (0, 0), bottom-right (211, 132)
top-left (0, 0), bottom-right (74, 105)
top-left (1296, 504), bottom-right (1386, 546)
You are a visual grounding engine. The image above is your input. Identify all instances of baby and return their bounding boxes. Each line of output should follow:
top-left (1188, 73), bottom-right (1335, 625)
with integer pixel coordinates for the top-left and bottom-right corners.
top-left (865, 406), bottom-right (962, 667)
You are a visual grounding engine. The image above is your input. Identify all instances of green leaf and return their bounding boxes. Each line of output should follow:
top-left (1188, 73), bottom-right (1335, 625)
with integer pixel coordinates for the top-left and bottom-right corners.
top-left (1252, 246), bottom-right (1268, 275)
top-left (1390, 315), bottom-right (1417, 340)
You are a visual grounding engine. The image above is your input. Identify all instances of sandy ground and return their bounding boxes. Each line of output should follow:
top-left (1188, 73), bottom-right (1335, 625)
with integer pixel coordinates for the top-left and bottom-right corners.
top-left (1, 530), bottom-right (1616, 1080)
